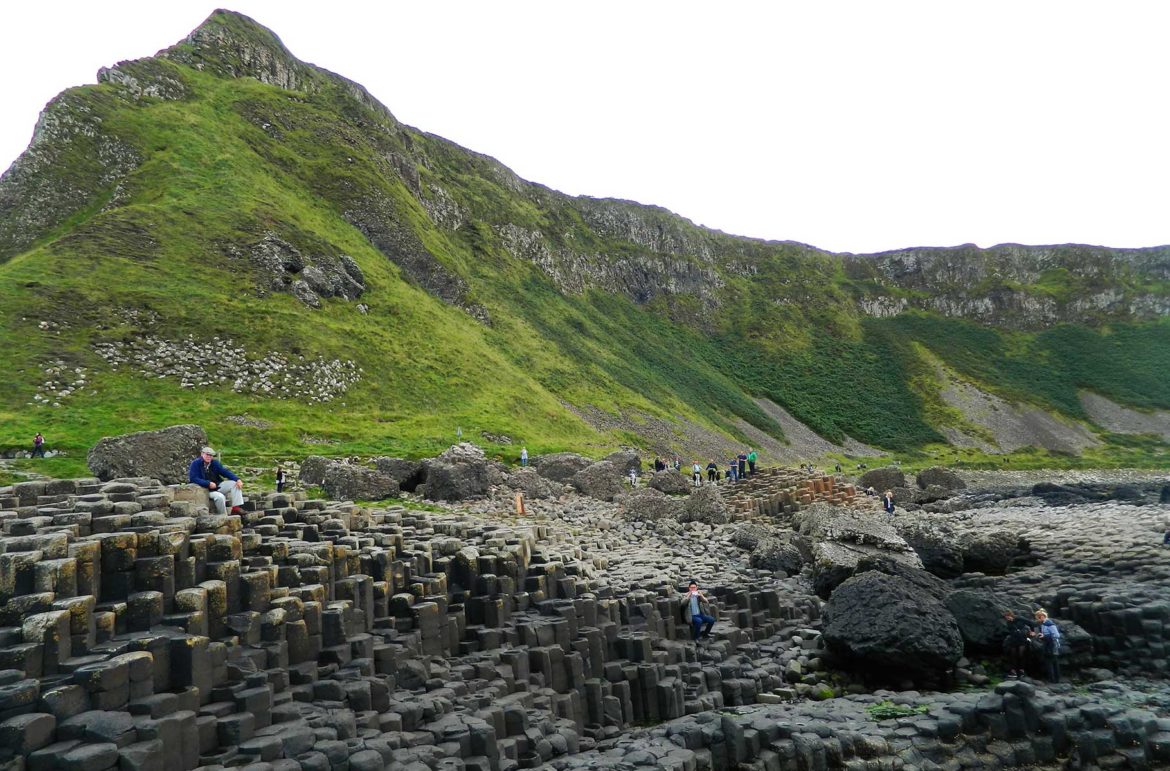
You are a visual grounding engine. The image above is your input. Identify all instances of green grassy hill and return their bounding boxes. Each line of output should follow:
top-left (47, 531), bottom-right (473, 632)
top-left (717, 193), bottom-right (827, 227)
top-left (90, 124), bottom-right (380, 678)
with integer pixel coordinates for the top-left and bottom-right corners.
top-left (2, 10), bottom-right (1168, 475)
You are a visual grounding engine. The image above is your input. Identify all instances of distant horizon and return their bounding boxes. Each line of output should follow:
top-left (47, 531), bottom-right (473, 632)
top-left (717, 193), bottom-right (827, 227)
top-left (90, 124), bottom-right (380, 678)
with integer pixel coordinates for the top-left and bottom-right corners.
top-left (3, 2), bottom-right (1169, 255)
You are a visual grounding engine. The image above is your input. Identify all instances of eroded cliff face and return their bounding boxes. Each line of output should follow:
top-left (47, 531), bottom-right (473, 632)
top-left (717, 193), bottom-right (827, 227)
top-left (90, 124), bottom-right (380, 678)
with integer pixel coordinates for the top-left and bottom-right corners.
top-left (845, 244), bottom-right (1170, 328)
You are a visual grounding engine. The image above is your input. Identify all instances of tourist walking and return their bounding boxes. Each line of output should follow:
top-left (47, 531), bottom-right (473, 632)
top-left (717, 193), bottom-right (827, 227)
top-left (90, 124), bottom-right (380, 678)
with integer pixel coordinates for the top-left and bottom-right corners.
top-left (275, 466), bottom-right (286, 493)
top-left (1001, 610), bottom-right (1031, 678)
top-left (189, 446), bottom-right (245, 516)
top-left (32, 432), bottom-right (45, 458)
top-left (681, 581), bottom-right (716, 641)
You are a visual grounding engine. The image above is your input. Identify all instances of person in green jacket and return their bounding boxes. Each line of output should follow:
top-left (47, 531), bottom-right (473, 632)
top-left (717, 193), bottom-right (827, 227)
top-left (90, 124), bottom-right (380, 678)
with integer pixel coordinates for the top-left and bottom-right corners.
top-left (747, 449), bottom-right (758, 475)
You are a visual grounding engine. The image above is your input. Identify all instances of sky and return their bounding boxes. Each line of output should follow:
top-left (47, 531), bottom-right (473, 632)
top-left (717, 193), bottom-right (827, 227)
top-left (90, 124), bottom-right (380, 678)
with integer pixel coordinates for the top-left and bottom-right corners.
top-left (2, 2), bottom-right (1168, 254)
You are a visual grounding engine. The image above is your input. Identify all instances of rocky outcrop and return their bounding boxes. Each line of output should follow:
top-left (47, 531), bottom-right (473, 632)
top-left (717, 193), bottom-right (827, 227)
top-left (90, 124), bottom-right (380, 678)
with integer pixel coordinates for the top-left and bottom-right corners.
top-left (298, 455), bottom-right (332, 486)
top-left (570, 460), bottom-right (626, 502)
top-left (791, 503), bottom-right (922, 598)
top-left (372, 457), bottom-right (426, 492)
top-left (678, 485), bottom-right (729, 525)
top-left (86, 424), bottom-right (208, 484)
top-left (959, 529), bottom-right (1031, 575)
top-left (945, 589), bottom-right (1033, 654)
top-left (916, 466), bottom-right (966, 491)
top-left (647, 469), bottom-right (690, 495)
top-left (822, 571), bottom-right (964, 680)
top-left (505, 467), bottom-right (560, 500)
top-left (245, 232), bottom-right (364, 307)
top-left (896, 519), bottom-right (965, 579)
top-left (616, 487), bottom-right (684, 522)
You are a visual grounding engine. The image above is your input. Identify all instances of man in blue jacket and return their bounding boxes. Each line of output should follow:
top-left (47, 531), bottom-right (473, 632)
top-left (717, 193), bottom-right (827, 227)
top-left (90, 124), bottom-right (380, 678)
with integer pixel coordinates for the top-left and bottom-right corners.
top-left (189, 446), bottom-right (245, 515)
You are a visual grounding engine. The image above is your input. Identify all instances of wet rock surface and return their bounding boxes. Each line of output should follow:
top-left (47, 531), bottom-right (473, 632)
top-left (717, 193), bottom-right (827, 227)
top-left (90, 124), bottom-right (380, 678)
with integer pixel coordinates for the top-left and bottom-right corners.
top-left (0, 459), bottom-right (1167, 771)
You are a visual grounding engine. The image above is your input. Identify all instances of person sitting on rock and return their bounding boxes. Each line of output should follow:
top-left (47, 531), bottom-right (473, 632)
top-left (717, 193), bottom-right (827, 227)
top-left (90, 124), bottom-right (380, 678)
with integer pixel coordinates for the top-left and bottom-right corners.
top-left (882, 490), bottom-right (896, 516)
top-left (681, 580), bottom-right (716, 642)
top-left (1031, 609), bottom-right (1062, 682)
top-left (189, 446), bottom-right (245, 516)
top-left (1002, 610), bottom-right (1031, 678)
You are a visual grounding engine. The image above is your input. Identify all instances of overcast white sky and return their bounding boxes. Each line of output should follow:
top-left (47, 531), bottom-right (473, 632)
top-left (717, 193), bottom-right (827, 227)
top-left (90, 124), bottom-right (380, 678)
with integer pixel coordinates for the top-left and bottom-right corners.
top-left (2, 2), bottom-right (1168, 254)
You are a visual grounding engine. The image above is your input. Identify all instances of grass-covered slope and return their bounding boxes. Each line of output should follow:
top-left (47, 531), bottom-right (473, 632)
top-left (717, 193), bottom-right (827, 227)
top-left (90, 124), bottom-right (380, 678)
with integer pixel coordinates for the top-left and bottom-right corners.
top-left (1, 10), bottom-right (1168, 473)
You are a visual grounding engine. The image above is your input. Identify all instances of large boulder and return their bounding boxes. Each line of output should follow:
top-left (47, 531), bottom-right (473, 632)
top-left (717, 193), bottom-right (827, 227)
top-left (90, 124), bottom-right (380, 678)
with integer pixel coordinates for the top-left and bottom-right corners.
top-left (532, 452), bottom-right (593, 483)
top-left (944, 589), bottom-right (1035, 654)
top-left (505, 468), bottom-right (559, 500)
top-left (853, 555), bottom-right (950, 602)
top-left (373, 457), bottom-right (426, 492)
top-left (299, 455), bottom-right (332, 486)
top-left (895, 519), bottom-right (965, 579)
top-left (602, 450), bottom-right (642, 476)
top-left (648, 469), bottom-right (691, 495)
top-left (616, 488), bottom-right (684, 522)
top-left (425, 459), bottom-right (504, 502)
top-left (958, 529), bottom-right (1031, 575)
top-left (570, 461), bottom-right (626, 502)
top-left (678, 485), bottom-right (729, 525)
top-left (915, 467), bottom-right (966, 491)
top-left (87, 424), bottom-right (208, 484)
top-left (822, 571), bottom-right (964, 680)
top-left (858, 467), bottom-right (907, 492)
top-left (750, 535), bottom-right (805, 576)
top-left (322, 464), bottom-right (399, 502)
top-left (792, 503), bottom-right (922, 598)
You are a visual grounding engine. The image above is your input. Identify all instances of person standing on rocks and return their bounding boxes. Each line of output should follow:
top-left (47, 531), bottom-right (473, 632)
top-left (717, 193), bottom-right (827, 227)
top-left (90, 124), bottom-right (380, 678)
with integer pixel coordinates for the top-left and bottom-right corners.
top-left (882, 490), bottom-right (896, 516)
top-left (691, 461), bottom-right (703, 487)
top-left (1032, 609), bottom-right (1062, 682)
top-left (520, 447), bottom-right (528, 467)
top-left (32, 432), bottom-right (45, 458)
top-left (681, 581), bottom-right (716, 642)
top-left (747, 449), bottom-right (758, 476)
top-left (738, 451), bottom-right (748, 480)
top-left (275, 466), bottom-right (286, 493)
top-left (189, 446), bottom-right (245, 516)
top-left (728, 458), bottom-right (738, 482)
top-left (1002, 610), bottom-right (1031, 678)
top-left (706, 460), bottom-right (719, 483)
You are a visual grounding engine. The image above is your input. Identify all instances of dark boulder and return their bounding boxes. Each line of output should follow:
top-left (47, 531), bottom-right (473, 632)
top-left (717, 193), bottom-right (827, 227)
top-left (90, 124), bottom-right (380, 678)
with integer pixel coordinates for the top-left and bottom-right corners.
top-left (532, 452), bottom-right (593, 483)
top-left (944, 588), bottom-right (1034, 654)
top-left (858, 467), bottom-right (907, 492)
top-left (853, 555), bottom-right (950, 602)
top-left (959, 530), bottom-right (1031, 575)
top-left (424, 460), bottom-right (504, 502)
top-left (505, 468), bottom-right (559, 500)
top-left (87, 424), bottom-right (208, 484)
top-left (793, 503), bottom-right (922, 599)
top-left (648, 469), bottom-right (691, 495)
top-left (570, 461), bottom-right (626, 502)
top-left (678, 485), bottom-right (729, 525)
top-left (603, 449), bottom-right (642, 476)
top-left (299, 455), bottom-right (332, 486)
top-left (750, 535), bottom-right (805, 576)
top-left (915, 467), bottom-right (966, 491)
top-left (822, 571), bottom-right (963, 680)
top-left (616, 488), bottom-right (683, 522)
top-left (373, 457), bottom-right (426, 492)
top-left (321, 464), bottom-right (399, 502)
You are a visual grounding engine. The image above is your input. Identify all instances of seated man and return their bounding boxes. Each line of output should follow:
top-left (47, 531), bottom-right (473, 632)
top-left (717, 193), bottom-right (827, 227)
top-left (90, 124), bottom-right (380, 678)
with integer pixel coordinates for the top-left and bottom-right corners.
top-left (189, 446), bottom-right (245, 515)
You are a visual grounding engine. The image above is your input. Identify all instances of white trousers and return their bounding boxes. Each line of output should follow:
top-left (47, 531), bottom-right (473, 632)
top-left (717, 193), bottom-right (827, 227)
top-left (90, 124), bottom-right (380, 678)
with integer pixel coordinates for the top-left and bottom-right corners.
top-left (209, 479), bottom-right (243, 514)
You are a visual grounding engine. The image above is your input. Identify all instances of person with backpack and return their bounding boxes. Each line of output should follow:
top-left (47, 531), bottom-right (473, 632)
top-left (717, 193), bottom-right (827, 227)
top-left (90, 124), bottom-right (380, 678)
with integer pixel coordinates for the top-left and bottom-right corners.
top-left (1031, 608), bottom-right (1063, 682)
top-left (706, 460), bottom-right (719, 483)
top-left (691, 461), bottom-right (703, 487)
top-left (1001, 610), bottom-right (1032, 678)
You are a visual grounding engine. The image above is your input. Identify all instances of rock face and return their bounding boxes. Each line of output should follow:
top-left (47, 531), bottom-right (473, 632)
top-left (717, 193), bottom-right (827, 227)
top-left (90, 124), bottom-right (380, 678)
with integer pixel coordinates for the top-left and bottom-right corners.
top-left (859, 467), bottom-right (907, 492)
top-left (532, 452), bottom-right (593, 483)
top-left (648, 469), bottom-right (691, 495)
top-left (896, 519), bottom-right (965, 579)
top-left (86, 424), bottom-right (208, 484)
top-left (247, 232), bottom-right (365, 307)
top-left (823, 571), bottom-right (964, 679)
top-left (959, 529), bottom-right (1030, 575)
top-left (749, 534), bottom-right (805, 576)
top-left (321, 463), bottom-right (399, 502)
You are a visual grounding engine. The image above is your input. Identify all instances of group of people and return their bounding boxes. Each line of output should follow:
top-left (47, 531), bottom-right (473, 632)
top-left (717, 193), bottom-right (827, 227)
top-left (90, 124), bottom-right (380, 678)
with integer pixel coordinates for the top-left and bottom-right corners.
top-left (688, 450), bottom-right (759, 485)
top-left (1002, 608), bottom-right (1064, 682)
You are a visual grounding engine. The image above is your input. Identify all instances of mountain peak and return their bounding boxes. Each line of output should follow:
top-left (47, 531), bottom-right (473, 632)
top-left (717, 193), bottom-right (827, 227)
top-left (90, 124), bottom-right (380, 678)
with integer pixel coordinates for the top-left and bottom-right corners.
top-left (160, 9), bottom-right (310, 91)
